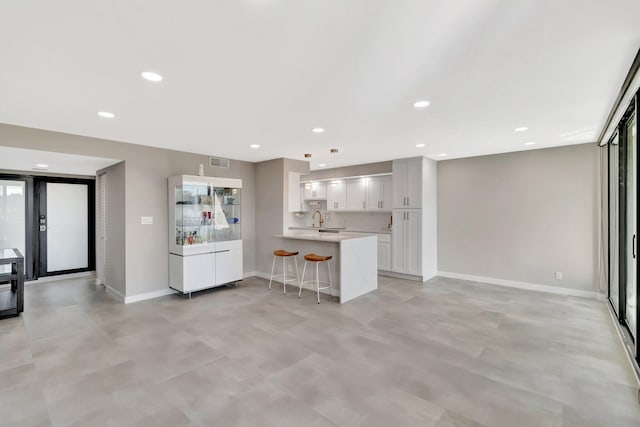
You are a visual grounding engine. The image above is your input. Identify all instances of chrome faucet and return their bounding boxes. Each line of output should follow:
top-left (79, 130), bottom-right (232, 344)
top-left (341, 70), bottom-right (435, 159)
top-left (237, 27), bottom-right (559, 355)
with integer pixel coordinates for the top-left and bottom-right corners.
top-left (312, 210), bottom-right (324, 228)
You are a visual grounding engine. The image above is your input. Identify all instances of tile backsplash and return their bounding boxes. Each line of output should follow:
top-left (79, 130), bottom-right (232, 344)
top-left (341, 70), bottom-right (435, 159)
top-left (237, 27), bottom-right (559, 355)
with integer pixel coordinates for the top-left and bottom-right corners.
top-left (290, 211), bottom-right (392, 232)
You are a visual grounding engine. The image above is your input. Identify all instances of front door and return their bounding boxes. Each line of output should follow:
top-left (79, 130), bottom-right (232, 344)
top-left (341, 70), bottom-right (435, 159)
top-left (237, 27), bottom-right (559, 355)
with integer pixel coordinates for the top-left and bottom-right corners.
top-left (37, 179), bottom-right (95, 277)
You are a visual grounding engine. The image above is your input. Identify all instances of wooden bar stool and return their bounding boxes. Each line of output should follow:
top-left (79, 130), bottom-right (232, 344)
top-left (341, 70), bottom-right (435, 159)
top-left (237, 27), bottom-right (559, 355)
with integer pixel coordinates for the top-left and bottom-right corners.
top-left (268, 250), bottom-right (300, 295)
top-left (298, 254), bottom-right (333, 304)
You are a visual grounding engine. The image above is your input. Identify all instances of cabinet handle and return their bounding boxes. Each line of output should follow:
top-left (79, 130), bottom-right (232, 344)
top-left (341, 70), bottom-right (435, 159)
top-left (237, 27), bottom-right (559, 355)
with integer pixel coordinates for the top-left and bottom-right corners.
top-left (634, 234), bottom-right (637, 259)
top-left (407, 197), bottom-right (410, 206)
top-left (214, 250), bottom-right (230, 254)
top-left (380, 201), bottom-right (383, 208)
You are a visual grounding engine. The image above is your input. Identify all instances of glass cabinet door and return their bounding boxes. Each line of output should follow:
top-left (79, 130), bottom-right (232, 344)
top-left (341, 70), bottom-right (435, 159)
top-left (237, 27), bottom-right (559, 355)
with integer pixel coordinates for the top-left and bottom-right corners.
top-left (213, 186), bottom-right (241, 241)
top-left (175, 182), bottom-right (215, 246)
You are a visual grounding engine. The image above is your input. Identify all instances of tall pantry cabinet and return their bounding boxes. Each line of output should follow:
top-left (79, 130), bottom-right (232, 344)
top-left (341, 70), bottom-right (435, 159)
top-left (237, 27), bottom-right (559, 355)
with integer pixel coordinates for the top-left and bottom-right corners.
top-left (391, 157), bottom-right (437, 281)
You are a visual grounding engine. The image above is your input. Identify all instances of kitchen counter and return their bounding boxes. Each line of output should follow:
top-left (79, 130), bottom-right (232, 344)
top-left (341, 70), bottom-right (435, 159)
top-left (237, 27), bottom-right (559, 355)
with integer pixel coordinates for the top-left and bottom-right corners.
top-left (272, 233), bottom-right (378, 303)
top-left (274, 232), bottom-right (362, 242)
top-left (289, 226), bottom-right (392, 235)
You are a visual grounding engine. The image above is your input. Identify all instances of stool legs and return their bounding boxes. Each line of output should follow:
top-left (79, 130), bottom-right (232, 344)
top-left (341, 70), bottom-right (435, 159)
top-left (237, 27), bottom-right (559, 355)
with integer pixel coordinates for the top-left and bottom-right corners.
top-left (298, 261), bottom-right (307, 298)
top-left (268, 255), bottom-right (276, 291)
top-left (269, 255), bottom-right (300, 295)
top-left (298, 260), bottom-right (333, 304)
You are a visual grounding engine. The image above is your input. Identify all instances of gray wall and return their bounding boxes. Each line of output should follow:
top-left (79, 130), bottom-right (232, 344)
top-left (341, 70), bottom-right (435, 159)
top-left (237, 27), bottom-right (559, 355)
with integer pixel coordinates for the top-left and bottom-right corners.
top-left (255, 159), bottom-right (284, 275)
top-left (437, 143), bottom-right (599, 292)
top-left (254, 158), bottom-right (309, 275)
top-left (0, 123), bottom-right (256, 298)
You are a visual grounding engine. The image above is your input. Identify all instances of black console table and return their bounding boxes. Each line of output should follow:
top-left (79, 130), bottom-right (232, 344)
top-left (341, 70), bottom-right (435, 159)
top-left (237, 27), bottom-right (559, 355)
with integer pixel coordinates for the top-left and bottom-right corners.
top-left (0, 248), bottom-right (24, 319)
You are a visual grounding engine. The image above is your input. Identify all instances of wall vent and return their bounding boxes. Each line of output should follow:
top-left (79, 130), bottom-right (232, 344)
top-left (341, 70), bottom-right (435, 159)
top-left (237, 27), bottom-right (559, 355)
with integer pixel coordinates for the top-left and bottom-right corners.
top-left (209, 157), bottom-right (230, 168)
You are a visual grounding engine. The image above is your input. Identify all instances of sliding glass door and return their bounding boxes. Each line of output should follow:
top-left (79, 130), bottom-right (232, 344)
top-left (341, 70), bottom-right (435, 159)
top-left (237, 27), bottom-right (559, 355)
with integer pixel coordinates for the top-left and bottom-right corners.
top-left (607, 94), bottom-right (638, 360)
top-left (0, 180), bottom-right (26, 275)
top-left (624, 114), bottom-right (637, 337)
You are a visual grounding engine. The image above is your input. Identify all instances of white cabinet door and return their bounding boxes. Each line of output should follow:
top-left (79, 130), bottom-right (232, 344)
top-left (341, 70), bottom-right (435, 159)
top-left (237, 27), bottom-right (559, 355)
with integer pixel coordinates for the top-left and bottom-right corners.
top-left (367, 176), bottom-right (392, 210)
top-left (378, 241), bottom-right (391, 271)
top-left (288, 172), bottom-right (301, 212)
top-left (392, 209), bottom-right (421, 275)
top-left (215, 241), bottom-right (243, 285)
top-left (382, 175), bottom-right (392, 210)
top-left (327, 181), bottom-right (347, 210)
top-left (405, 210), bottom-right (422, 275)
top-left (183, 253), bottom-right (215, 292)
top-left (346, 178), bottom-right (367, 210)
top-left (392, 158), bottom-right (422, 208)
top-left (299, 184), bottom-right (307, 211)
top-left (392, 159), bottom-right (408, 208)
top-left (303, 182), bottom-right (327, 200)
top-left (405, 159), bottom-right (422, 208)
top-left (366, 177), bottom-right (383, 210)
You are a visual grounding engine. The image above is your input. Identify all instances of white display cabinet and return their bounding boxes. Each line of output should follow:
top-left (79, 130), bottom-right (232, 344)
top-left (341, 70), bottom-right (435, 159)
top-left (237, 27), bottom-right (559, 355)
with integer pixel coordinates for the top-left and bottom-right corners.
top-left (168, 175), bottom-right (243, 295)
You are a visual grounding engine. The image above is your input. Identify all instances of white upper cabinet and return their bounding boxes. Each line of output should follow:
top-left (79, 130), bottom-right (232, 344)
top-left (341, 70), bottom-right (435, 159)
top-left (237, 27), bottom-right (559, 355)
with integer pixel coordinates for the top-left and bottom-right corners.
top-left (346, 178), bottom-right (367, 210)
top-left (382, 175), bottom-right (392, 210)
top-left (303, 181), bottom-right (327, 200)
top-left (366, 175), bottom-right (392, 210)
top-left (327, 180), bottom-right (347, 210)
top-left (288, 172), bottom-right (302, 212)
top-left (393, 158), bottom-right (422, 208)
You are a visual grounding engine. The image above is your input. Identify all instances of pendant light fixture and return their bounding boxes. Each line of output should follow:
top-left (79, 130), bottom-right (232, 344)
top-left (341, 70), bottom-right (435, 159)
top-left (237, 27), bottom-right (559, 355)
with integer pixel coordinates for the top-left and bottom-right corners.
top-left (330, 148), bottom-right (339, 185)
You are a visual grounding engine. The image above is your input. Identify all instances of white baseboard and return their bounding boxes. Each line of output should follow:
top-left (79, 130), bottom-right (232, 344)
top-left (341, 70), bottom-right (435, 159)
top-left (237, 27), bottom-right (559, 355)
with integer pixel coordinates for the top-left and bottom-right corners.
top-left (124, 288), bottom-right (176, 304)
top-left (437, 271), bottom-right (599, 299)
top-left (243, 271), bottom-right (257, 279)
top-left (104, 284), bottom-right (125, 303)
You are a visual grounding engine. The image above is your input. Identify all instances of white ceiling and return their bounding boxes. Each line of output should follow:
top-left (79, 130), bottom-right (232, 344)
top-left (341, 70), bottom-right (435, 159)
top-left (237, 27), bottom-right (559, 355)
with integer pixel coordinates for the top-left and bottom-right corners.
top-left (1, 1), bottom-right (639, 170)
top-left (0, 147), bottom-right (119, 176)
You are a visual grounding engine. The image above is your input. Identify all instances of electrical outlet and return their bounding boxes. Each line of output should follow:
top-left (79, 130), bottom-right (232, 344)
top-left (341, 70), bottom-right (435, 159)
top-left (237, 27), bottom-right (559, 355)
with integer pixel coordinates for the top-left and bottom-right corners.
top-left (555, 271), bottom-right (562, 280)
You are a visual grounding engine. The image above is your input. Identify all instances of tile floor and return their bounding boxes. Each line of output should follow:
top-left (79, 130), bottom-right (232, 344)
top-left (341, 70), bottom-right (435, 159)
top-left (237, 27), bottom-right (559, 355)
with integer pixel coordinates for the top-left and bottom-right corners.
top-left (1, 275), bottom-right (639, 426)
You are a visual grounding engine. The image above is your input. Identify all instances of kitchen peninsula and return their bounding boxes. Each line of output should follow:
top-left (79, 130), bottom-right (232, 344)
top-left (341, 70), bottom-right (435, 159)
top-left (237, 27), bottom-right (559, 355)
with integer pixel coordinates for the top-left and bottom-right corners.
top-left (273, 232), bottom-right (377, 303)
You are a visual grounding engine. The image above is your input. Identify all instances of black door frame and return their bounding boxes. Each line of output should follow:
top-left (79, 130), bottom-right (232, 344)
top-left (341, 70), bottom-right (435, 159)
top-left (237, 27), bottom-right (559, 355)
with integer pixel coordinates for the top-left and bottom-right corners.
top-left (35, 177), bottom-right (96, 277)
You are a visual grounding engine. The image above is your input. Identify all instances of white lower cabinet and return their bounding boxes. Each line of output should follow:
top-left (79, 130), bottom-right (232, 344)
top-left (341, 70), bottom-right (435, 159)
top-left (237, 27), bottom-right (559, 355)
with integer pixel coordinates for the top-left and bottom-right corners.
top-left (169, 240), bottom-right (243, 294)
top-left (214, 240), bottom-right (243, 286)
top-left (392, 209), bottom-right (421, 276)
top-left (377, 234), bottom-right (391, 271)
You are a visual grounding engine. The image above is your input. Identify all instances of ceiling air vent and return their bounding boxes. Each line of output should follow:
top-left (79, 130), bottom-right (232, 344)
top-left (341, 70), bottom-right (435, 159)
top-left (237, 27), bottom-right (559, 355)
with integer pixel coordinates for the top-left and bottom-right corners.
top-left (209, 156), bottom-right (230, 169)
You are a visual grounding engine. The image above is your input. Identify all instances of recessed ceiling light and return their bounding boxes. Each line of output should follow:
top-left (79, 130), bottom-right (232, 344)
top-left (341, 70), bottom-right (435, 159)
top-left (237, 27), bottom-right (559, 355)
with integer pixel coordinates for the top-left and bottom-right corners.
top-left (439, 153), bottom-right (448, 157)
top-left (36, 164), bottom-right (49, 168)
top-left (249, 144), bottom-right (260, 148)
top-left (318, 163), bottom-right (326, 167)
top-left (514, 127), bottom-right (528, 132)
top-left (413, 100), bottom-right (430, 108)
top-left (312, 128), bottom-right (324, 134)
top-left (97, 111), bottom-right (115, 118)
top-left (524, 141), bottom-right (536, 146)
top-left (141, 71), bottom-right (163, 82)
top-left (416, 143), bottom-right (425, 148)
